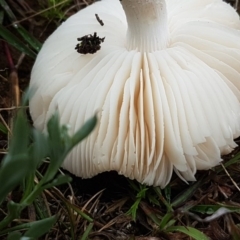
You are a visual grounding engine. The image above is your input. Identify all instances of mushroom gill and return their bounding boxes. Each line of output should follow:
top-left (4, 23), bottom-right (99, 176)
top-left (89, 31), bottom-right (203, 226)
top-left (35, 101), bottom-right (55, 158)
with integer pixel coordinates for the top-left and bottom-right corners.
top-left (29, 0), bottom-right (240, 187)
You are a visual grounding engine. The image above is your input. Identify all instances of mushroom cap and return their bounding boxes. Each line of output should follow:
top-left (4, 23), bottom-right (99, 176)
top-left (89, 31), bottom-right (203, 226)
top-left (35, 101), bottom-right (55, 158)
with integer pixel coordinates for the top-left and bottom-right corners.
top-left (29, 0), bottom-right (240, 187)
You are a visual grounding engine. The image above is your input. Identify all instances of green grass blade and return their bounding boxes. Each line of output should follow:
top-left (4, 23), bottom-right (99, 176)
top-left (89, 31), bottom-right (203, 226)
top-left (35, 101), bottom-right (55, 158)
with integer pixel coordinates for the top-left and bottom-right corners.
top-left (0, 201), bottom-right (27, 231)
top-left (71, 115), bottom-right (97, 150)
top-left (139, 201), bottom-right (162, 226)
top-left (154, 187), bottom-right (173, 211)
top-left (0, 122), bottom-right (7, 134)
top-left (80, 223), bottom-right (94, 240)
top-left (0, 10), bottom-right (4, 23)
top-left (0, 0), bottom-right (42, 51)
top-left (164, 185), bottom-right (171, 204)
top-left (159, 212), bottom-right (174, 230)
top-left (7, 232), bottom-right (22, 240)
top-left (166, 226), bottom-right (209, 240)
top-left (171, 175), bottom-right (207, 208)
top-left (31, 130), bottom-right (49, 169)
top-left (0, 220), bottom-right (48, 235)
top-left (0, 108), bottom-right (32, 203)
top-left (0, 25), bottom-right (36, 58)
top-left (0, 0), bottom-right (16, 21)
top-left (190, 204), bottom-right (240, 214)
top-left (67, 203), bottom-right (93, 222)
top-left (43, 175), bottom-right (72, 189)
top-left (24, 216), bottom-right (57, 238)
top-left (12, 25), bottom-right (42, 52)
top-left (223, 152), bottom-right (240, 168)
top-left (7, 110), bottom-right (30, 158)
top-left (0, 156), bottom-right (30, 204)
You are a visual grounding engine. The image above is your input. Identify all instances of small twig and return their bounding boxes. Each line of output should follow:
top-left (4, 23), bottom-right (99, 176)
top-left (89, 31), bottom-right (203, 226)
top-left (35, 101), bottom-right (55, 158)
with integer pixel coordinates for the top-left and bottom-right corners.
top-left (73, 0), bottom-right (87, 10)
top-left (3, 41), bottom-right (20, 143)
top-left (0, 106), bottom-right (27, 112)
top-left (221, 163), bottom-right (240, 192)
top-left (2, 42), bottom-right (20, 107)
top-left (82, 189), bottom-right (105, 212)
top-left (0, 114), bottom-right (11, 135)
top-left (98, 214), bottom-right (124, 232)
top-left (58, 168), bottom-right (75, 200)
top-left (28, 204), bottom-right (36, 222)
top-left (95, 14), bottom-right (104, 26)
top-left (0, 151), bottom-right (7, 155)
top-left (82, 0), bottom-right (90, 6)
top-left (0, 73), bottom-right (8, 82)
top-left (9, 71), bottom-right (20, 107)
top-left (16, 53), bottom-right (26, 69)
top-left (234, 0), bottom-right (239, 9)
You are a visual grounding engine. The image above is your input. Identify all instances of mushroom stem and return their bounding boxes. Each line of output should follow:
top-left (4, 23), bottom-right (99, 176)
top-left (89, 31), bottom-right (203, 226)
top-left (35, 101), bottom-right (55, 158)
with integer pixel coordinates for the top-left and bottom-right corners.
top-left (121, 0), bottom-right (169, 52)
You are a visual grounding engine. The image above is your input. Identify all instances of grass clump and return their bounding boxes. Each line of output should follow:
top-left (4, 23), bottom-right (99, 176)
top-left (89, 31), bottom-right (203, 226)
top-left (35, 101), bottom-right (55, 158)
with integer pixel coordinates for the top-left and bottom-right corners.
top-left (126, 176), bottom-right (240, 240)
top-left (38, 0), bottom-right (72, 21)
top-left (0, 94), bottom-right (97, 239)
top-left (0, 0), bottom-right (42, 58)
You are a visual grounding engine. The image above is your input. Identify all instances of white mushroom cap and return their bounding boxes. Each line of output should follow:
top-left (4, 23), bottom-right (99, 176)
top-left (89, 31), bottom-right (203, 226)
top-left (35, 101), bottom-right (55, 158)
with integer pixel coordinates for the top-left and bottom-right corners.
top-left (29, 0), bottom-right (240, 187)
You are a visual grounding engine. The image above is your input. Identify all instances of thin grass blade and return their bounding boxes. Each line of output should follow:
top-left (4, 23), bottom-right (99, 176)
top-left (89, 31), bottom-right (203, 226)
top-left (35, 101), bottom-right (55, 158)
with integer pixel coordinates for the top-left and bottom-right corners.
top-left (13, 26), bottom-right (42, 52)
top-left (0, 0), bottom-right (16, 21)
top-left (0, 25), bottom-right (36, 58)
top-left (190, 204), bottom-right (240, 215)
top-left (24, 216), bottom-right (57, 238)
top-left (0, 122), bottom-right (7, 134)
top-left (80, 223), bottom-right (94, 240)
top-left (166, 226), bottom-right (209, 240)
top-left (172, 175), bottom-right (207, 208)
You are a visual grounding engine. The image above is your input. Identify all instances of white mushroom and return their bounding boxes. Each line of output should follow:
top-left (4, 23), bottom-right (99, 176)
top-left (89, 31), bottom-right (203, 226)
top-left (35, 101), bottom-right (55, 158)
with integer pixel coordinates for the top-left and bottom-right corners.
top-left (29, 0), bottom-right (240, 187)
